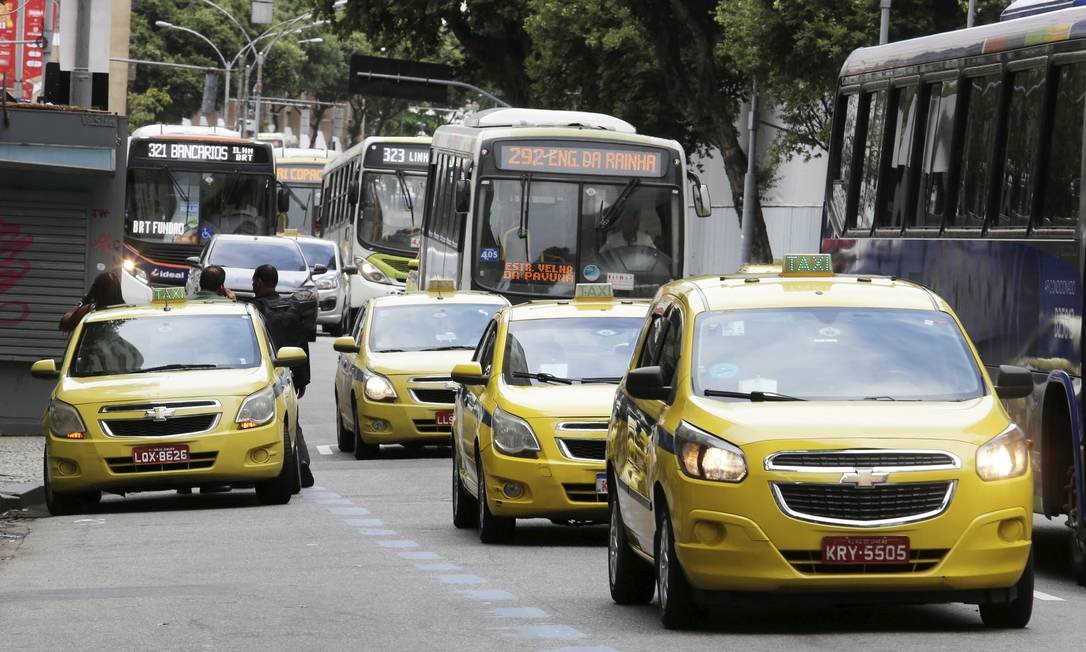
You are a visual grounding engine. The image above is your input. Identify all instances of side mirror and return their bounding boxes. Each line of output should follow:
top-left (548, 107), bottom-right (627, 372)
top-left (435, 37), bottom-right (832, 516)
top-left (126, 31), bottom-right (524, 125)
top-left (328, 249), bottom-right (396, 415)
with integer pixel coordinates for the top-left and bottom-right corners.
top-left (332, 336), bottom-right (360, 354)
top-left (342, 265), bottom-right (358, 275)
top-left (692, 183), bottom-right (712, 218)
top-left (274, 346), bottom-right (308, 368)
top-left (277, 187), bottom-right (291, 213)
top-left (185, 256), bottom-right (202, 267)
top-left (408, 258), bottom-right (419, 271)
top-left (995, 365), bottom-right (1033, 399)
top-left (31, 359), bottom-right (59, 380)
top-left (454, 178), bottom-right (470, 214)
top-left (311, 264), bottom-right (328, 276)
top-left (626, 366), bottom-right (670, 400)
top-left (451, 361), bottom-right (487, 386)
top-left (348, 181), bottom-right (360, 205)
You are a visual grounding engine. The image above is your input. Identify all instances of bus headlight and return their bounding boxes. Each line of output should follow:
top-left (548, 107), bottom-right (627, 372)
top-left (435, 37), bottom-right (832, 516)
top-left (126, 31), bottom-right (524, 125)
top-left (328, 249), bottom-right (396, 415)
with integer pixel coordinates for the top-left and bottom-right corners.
top-left (48, 400), bottom-right (87, 439)
top-left (236, 386), bottom-right (276, 429)
top-left (360, 261), bottom-right (395, 285)
top-left (976, 424), bottom-right (1029, 481)
top-left (491, 407), bottom-right (540, 457)
top-left (675, 421), bottom-right (746, 483)
top-left (363, 369), bottom-right (397, 401)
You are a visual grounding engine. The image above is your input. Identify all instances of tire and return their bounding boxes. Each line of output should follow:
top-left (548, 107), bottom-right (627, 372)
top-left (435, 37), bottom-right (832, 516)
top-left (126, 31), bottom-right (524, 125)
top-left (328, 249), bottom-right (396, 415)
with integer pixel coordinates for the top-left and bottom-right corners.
top-left (452, 440), bottom-right (478, 529)
top-left (336, 393), bottom-right (355, 453)
top-left (609, 485), bottom-right (655, 604)
top-left (1066, 466), bottom-right (1086, 586)
top-left (256, 427), bottom-right (295, 505)
top-left (289, 431), bottom-right (303, 495)
top-left (656, 503), bottom-right (696, 630)
top-left (476, 454), bottom-right (515, 543)
top-left (979, 549), bottom-right (1034, 628)
top-left (352, 395), bottom-right (379, 460)
top-left (43, 449), bottom-right (84, 516)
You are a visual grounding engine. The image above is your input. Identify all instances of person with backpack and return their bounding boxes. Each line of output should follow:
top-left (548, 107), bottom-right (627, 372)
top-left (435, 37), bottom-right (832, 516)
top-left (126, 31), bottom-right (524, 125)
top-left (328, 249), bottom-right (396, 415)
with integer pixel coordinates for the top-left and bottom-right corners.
top-left (248, 264), bottom-right (314, 488)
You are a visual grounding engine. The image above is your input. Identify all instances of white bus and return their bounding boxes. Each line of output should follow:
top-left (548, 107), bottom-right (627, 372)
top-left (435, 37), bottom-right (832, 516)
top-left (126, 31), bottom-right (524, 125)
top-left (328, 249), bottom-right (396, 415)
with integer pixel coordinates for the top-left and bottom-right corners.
top-left (320, 136), bottom-right (431, 322)
top-left (275, 147), bottom-right (336, 234)
top-left (416, 108), bottom-right (711, 299)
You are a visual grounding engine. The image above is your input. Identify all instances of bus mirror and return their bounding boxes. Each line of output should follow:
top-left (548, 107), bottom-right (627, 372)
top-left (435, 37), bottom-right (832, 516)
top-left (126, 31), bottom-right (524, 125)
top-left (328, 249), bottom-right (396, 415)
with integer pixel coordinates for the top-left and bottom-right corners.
top-left (455, 179), bottom-right (470, 214)
top-left (185, 256), bottom-right (201, 267)
top-left (277, 187), bottom-right (291, 213)
top-left (348, 181), bottom-right (360, 205)
top-left (692, 183), bottom-right (711, 218)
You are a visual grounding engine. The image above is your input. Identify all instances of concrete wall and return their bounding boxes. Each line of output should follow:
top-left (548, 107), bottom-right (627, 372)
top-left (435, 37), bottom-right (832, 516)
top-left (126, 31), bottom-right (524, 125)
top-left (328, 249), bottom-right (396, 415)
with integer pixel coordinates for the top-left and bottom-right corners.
top-left (109, 0), bottom-right (132, 114)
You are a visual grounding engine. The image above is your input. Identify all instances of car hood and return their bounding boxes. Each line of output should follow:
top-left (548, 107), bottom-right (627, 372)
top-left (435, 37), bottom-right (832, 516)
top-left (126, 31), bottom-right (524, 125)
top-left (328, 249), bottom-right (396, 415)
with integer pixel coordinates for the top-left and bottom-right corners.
top-left (57, 366), bottom-right (272, 405)
top-left (500, 383), bottom-right (618, 419)
top-left (222, 267), bottom-right (312, 293)
top-left (366, 350), bottom-right (475, 376)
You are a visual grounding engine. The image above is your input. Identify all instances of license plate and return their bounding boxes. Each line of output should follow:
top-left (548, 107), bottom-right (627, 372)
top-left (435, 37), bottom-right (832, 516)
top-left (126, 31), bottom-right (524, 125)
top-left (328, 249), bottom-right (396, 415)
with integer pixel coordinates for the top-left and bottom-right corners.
top-left (821, 536), bottom-right (909, 564)
top-left (132, 444), bottom-right (190, 465)
top-left (595, 472), bottom-right (608, 495)
top-left (435, 410), bottom-right (453, 427)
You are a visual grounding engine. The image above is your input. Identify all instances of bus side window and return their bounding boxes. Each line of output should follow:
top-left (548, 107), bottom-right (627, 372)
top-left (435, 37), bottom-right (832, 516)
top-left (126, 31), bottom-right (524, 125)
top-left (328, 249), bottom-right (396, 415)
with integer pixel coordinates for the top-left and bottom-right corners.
top-left (830, 93), bottom-right (859, 227)
top-left (881, 85), bottom-right (920, 228)
top-left (1040, 63), bottom-right (1086, 230)
top-left (916, 81), bottom-right (957, 228)
top-left (997, 66), bottom-right (1046, 230)
top-left (955, 74), bottom-right (1002, 229)
top-left (856, 89), bottom-right (888, 231)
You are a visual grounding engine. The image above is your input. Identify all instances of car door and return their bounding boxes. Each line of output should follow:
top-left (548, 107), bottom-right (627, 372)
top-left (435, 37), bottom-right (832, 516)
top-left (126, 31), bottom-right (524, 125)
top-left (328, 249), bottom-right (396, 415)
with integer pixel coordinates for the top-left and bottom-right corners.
top-left (338, 302), bottom-right (366, 430)
top-left (457, 318), bottom-right (498, 494)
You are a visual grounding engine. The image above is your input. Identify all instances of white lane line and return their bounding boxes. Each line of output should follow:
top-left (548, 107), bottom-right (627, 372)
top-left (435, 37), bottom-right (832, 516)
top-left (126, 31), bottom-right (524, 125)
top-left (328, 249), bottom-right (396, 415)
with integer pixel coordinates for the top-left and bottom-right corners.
top-left (317, 445), bottom-right (333, 456)
top-left (399, 551), bottom-right (441, 560)
top-left (436, 574), bottom-right (488, 585)
top-left (304, 491), bottom-right (340, 500)
top-left (455, 589), bottom-right (516, 601)
top-left (1034, 590), bottom-right (1064, 601)
top-left (329, 507), bottom-right (370, 515)
top-left (358, 528), bottom-right (398, 536)
top-left (377, 539), bottom-right (419, 548)
top-left (491, 625), bottom-right (586, 640)
top-left (416, 562), bottom-right (462, 571)
top-left (488, 607), bottom-right (549, 619)
top-left (313, 498), bottom-right (352, 505)
top-left (343, 518), bottom-right (384, 527)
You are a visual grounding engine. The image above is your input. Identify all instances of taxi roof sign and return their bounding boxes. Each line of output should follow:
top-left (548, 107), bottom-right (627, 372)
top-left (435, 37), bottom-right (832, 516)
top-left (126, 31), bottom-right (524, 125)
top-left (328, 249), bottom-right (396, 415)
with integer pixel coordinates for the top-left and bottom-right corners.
top-left (152, 287), bottom-right (187, 303)
top-left (427, 279), bottom-right (456, 294)
top-left (574, 283), bottom-right (614, 301)
top-left (781, 254), bottom-right (833, 277)
top-left (279, 228), bottom-right (300, 237)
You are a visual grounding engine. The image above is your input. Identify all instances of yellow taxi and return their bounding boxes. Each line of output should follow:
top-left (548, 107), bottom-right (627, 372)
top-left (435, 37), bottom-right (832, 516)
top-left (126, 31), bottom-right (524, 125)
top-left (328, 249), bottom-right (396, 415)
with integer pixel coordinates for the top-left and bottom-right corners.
top-left (331, 284), bottom-right (509, 458)
top-left (450, 284), bottom-right (649, 543)
top-left (606, 255), bottom-right (1035, 629)
top-left (32, 288), bottom-right (308, 515)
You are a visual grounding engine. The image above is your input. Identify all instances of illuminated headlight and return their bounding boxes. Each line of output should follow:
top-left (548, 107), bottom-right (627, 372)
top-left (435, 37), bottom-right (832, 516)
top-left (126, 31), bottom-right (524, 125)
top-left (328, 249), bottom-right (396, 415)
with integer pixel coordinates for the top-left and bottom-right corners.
top-left (363, 369), bottom-right (397, 401)
top-left (491, 407), bottom-right (540, 457)
top-left (48, 399), bottom-right (87, 439)
top-left (360, 261), bottom-right (395, 285)
top-left (675, 421), bottom-right (746, 482)
top-left (236, 386), bottom-right (276, 429)
top-left (976, 424), bottom-right (1029, 481)
top-left (122, 259), bottom-right (148, 284)
top-left (292, 288), bottom-right (316, 303)
top-left (316, 276), bottom-right (338, 290)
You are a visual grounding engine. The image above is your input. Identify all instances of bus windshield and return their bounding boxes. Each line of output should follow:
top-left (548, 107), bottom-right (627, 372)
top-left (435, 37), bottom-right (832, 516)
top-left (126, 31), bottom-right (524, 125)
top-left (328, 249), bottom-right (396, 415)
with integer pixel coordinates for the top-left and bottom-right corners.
top-left (126, 168), bottom-right (271, 244)
top-left (474, 179), bottom-right (680, 297)
top-left (358, 171), bottom-right (428, 255)
top-left (277, 164), bottom-right (324, 232)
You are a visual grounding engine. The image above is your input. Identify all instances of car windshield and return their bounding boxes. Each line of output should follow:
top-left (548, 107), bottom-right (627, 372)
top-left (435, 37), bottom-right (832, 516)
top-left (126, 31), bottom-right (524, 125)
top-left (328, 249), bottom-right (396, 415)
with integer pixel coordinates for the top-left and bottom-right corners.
top-left (692, 308), bottom-right (985, 401)
top-left (368, 303), bottom-right (502, 353)
top-left (126, 168), bottom-right (271, 244)
top-left (208, 239), bottom-right (308, 271)
top-left (358, 171), bottom-right (428, 254)
top-left (296, 239), bottom-right (336, 270)
top-left (70, 315), bottom-right (261, 377)
top-left (474, 179), bottom-right (680, 298)
top-left (502, 316), bottom-right (644, 385)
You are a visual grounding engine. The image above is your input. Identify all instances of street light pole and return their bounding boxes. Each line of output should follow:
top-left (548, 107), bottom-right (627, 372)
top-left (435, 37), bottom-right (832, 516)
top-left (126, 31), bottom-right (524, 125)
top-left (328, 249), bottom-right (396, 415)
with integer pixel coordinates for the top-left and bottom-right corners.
top-left (967, 0), bottom-right (977, 28)
top-left (155, 21), bottom-right (232, 122)
top-left (879, 0), bottom-right (892, 45)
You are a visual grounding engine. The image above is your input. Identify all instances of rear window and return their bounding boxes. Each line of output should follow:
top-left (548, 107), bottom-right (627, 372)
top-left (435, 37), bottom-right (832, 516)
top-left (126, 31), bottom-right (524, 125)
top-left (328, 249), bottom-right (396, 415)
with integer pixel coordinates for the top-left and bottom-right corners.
top-left (71, 314), bottom-right (261, 377)
top-left (209, 239), bottom-right (307, 271)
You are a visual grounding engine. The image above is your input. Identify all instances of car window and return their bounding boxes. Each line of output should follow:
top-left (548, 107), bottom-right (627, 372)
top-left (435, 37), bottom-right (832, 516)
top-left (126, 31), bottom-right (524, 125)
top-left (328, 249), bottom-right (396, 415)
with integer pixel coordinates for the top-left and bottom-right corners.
top-left (296, 239), bottom-right (337, 269)
top-left (351, 306), bottom-right (366, 343)
top-left (475, 321), bottom-right (498, 374)
top-left (657, 308), bottom-right (683, 385)
top-left (637, 311), bottom-right (668, 368)
top-left (209, 239), bottom-right (307, 271)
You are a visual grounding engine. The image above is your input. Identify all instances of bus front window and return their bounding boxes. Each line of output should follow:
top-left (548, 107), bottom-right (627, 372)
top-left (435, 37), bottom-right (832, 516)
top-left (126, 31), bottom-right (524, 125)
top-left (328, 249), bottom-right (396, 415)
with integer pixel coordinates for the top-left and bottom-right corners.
top-left (126, 169), bottom-right (270, 244)
top-left (358, 171), bottom-right (428, 254)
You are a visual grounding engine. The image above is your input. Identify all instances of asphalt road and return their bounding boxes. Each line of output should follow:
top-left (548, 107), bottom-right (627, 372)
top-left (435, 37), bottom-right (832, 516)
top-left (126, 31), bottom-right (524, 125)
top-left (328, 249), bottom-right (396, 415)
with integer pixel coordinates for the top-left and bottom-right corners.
top-left (3, 338), bottom-right (1086, 650)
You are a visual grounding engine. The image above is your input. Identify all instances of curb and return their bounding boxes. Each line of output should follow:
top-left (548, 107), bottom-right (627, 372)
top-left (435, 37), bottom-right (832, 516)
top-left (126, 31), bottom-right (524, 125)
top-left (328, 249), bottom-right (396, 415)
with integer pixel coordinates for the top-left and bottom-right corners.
top-left (0, 483), bottom-right (44, 511)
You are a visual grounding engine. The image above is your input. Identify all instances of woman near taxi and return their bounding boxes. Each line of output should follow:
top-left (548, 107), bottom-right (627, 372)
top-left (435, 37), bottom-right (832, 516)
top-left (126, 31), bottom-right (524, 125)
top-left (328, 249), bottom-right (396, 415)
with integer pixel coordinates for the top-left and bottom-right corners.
top-left (59, 271), bottom-right (125, 332)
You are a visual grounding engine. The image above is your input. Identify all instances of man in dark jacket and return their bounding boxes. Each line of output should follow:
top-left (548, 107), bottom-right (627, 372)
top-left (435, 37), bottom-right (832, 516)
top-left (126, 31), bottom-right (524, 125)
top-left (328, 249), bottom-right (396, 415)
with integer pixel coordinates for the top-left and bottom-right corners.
top-left (249, 264), bottom-right (314, 487)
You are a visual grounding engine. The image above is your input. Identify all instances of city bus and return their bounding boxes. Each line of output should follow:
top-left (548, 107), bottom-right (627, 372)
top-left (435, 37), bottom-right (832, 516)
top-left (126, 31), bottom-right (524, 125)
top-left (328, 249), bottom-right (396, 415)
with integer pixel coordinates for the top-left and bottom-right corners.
top-left (821, 3), bottom-right (1086, 582)
top-left (415, 108), bottom-right (712, 300)
top-left (124, 124), bottom-right (281, 286)
top-left (319, 136), bottom-right (431, 322)
top-left (275, 147), bottom-right (335, 234)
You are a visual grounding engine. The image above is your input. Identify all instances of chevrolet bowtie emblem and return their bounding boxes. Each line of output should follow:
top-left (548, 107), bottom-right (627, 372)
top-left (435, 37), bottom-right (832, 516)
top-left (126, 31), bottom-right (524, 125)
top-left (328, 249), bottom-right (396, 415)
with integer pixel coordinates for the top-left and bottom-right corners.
top-left (145, 406), bottom-right (176, 421)
top-left (840, 469), bottom-right (889, 488)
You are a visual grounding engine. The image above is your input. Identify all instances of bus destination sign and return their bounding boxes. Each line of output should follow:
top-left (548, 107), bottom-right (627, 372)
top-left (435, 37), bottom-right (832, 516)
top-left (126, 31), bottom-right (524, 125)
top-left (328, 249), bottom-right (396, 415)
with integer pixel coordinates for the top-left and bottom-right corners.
top-left (277, 165), bottom-right (323, 183)
top-left (496, 142), bottom-right (668, 177)
top-left (132, 140), bottom-right (271, 164)
top-left (363, 144), bottom-right (431, 169)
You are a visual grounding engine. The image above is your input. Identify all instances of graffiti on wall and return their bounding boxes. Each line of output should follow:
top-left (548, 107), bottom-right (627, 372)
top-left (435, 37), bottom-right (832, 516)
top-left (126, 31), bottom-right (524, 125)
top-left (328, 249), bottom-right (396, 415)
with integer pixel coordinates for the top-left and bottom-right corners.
top-left (0, 218), bottom-right (32, 326)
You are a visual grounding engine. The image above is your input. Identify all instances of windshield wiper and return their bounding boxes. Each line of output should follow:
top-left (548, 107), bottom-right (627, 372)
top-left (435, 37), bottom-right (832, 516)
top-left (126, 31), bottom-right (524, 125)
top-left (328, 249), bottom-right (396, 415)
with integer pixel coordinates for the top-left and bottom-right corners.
top-left (513, 371), bottom-right (574, 385)
top-left (394, 170), bottom-right (416, 225)
top-left (133, 364), bottom-right (220, 373)
top-left (158, 165), bottom-right (190, 203)
top-left (518, 173), bottom-right (532, 239)
top-left (580, 376), bottom-right (622, 384)
top-left (374, 348), bottom-right (407, 353)
top-left (704, 389), bottom-right (804, 402)
top-left (863, 396), bottom-right (897, 401)
top-left (598, 178), bottom-right (641, 232)
top-left (419, 345), bottom-right (475, 351)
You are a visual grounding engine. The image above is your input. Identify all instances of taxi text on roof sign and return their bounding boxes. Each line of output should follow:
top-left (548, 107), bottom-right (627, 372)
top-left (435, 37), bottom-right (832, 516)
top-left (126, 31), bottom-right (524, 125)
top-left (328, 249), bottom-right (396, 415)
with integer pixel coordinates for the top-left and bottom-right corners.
top-left (152, 287), bottom-right (187, 303)
top-left (781, 254), bottom-right (833, 277)
top-left (427, 279), bottom-right (456, 294)
top-left (574, 283), bottom-right (614, 300)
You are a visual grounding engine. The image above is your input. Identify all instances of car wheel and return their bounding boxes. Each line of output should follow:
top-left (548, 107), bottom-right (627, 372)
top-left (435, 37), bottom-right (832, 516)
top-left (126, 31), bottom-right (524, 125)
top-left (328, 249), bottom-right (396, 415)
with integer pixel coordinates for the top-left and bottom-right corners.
top-left (289, 434), bottom-right (302, 495)
top-left (609, 482), bottom-right (655, 604)
top-left (352, 395), bottom-right (379, 460)
top-left (656, 503), bottom-right (696, 630)
top-left (979, 548), bottom-right (1034, 628)
top-left (43, 449), bottom-right (83, 516)
top-left (256, 426), bottom-right (294, 505)
top-left (336, 392), bottom-right (355, 453)
top-left (452, 439), bottom-right (478, 529)
top-left (1066, 466), bottom-right (1086, 586)
top-left (476, 453), bottom-right (514, 543)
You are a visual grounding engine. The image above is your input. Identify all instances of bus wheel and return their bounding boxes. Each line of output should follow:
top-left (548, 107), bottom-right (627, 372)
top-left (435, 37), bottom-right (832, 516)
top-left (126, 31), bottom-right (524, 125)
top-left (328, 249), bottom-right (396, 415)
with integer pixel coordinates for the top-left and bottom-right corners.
top-left (1067, 466), bottom-right (1086, 585)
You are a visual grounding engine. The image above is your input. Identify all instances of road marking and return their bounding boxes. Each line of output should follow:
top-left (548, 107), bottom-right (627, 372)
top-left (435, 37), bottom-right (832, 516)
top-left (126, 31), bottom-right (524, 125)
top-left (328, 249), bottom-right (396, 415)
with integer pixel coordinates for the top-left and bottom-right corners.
top-left (492, 625), bottom-right (586, 640)
top-left (436, 574), bottom-right (488, 585)
top-left (488, 607), bottom-right (550, 619)
top-left (1034, 590), bottom-right (1064, 601)
top-left (343, 518), bottom-right (384, 527)
top-left (416, 563), bottom-right (462, 571)
top-left (358, 528), bottom-right (398, 536)
top-left (317, 445), bottom-right (334, 456)
top-left (329, 507), bottom-right (370, 515)
top-left (305, 491), bottom-right (340, 499)
top-left (313, 498), bottom-right (352, 505)
top-left (377, 539), bottom-right (419, 548)
top-left (456, 589), bottom-right (516, 601)
top-left (399, 551), bottom-right (441, 560)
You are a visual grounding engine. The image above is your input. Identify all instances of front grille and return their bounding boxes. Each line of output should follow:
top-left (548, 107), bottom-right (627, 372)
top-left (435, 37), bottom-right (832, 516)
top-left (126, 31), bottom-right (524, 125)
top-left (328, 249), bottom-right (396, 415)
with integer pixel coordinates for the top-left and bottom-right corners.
top-left (106, 451), bottom-right (218, 474)
top-left (563, 483), bottom-right (607, 503)
top-left (411, 389), bottom-right (455, 404)
top-left (411, 376), bottom-right (452, 384)
top-left (128, 240), bottom-right (203, 266)
top-left (371, 253), bottom-right (411, 279)
top-left (100, 400), bottom-right (218, 413)
top-left (102, 415), bottom-right (217, 437)
top-left (413, 419), bottom-right (450, 434)
top-left (781, 548), bottom-right (949, 574)
top-left (773, 481), bottom-right (954, 526)
top-left (558, 438), bottom-right (606, 461)
top-left (557, 421), bottom-right (608, 432)
top-left (767, 450), bottom-right (958, 470)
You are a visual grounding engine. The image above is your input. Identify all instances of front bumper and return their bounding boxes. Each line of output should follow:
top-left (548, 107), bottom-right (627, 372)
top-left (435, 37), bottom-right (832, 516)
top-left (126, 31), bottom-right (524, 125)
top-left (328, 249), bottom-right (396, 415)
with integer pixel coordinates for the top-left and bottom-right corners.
top-left (316, 287), bottom-right (345, 325)
top-left (481, 443), bottom-right (607, 521)
top-left (357, 397), bottom-right (454, 445)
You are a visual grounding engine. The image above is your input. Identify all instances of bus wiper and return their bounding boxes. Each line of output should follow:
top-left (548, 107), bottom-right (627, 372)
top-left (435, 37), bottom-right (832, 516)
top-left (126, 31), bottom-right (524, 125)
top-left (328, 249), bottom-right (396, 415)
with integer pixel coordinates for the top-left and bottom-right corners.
top-left (704, 389), bottom-right (804, 402)
top-left (159, 165), bottom-right (190, 203)
top-left (513, 371), bottom-right (573, 385)
top-left (133, 363), bottom-right (220, 373)
top-left (598, 178), bottom-right (641, 232)
top-left (580, 376), bottom-right (622, 384)
top-left (518, 173), bottom-right (532, 238)
top-left (394, 170), bottom-right (416, 225)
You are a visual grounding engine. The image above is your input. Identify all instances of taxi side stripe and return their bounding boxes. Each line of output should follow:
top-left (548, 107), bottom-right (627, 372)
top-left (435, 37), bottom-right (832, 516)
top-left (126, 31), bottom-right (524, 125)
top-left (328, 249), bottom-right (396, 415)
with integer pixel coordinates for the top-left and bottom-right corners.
top-left (615, 476), bottom-right (652, 510)
top-left (481, 408), bottom-right (493, 428)
top-left (654, 425), bottom-right (675, 454)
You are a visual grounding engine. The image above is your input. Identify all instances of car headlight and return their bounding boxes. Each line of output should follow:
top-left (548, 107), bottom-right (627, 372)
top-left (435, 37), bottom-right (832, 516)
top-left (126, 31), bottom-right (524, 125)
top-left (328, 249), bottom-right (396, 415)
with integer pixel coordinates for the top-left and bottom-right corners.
top-left (316, 276), bottom-right (338, 290)
top-left (976, 424), bottom-right (1029, 481)
top-left (360, 261), bottom-right (396, 285)
top-left (363, 369), bottom-right (397, 401)
top-left (675, 421), bottom-right (747, 482)
top-left (236, 385), bottom-right (276, 429)
top-left (491, 407), bottom-right (540, 457)
top-left (292, 288), bottom-right (316, 303)
top-left (48, 399), bottom-right (87, 439)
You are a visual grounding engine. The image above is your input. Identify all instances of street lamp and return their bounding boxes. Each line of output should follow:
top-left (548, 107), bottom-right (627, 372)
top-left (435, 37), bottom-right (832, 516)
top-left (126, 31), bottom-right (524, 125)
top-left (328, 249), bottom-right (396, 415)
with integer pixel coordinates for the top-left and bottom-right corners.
top-left (297, 38), bottom-right (323, 45)
top-left (155, 21), bottom-right (232, 119)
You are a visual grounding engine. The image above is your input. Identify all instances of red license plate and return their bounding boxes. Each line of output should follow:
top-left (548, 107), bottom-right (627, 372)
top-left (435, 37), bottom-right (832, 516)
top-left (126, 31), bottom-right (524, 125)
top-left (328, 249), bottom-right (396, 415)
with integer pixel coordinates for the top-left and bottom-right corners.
top-left (132, 444), bottom-right (190, 465)
top-left (821, 536), bottom-right (909, 564)
top-left (435, 410), bottom-right (453, 427)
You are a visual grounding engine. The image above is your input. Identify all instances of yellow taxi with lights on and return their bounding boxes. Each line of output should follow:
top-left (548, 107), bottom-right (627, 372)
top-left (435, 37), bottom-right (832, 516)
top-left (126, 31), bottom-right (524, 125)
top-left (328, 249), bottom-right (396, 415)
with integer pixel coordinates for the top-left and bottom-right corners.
top-left (31, 287), bottom-right (307, 515)
top-left (331, 282), bottom-right (509, 458)
top-left (450, 283), bottom-right (649, 543)
top-left (605, 255), bottom-right (1035, 629)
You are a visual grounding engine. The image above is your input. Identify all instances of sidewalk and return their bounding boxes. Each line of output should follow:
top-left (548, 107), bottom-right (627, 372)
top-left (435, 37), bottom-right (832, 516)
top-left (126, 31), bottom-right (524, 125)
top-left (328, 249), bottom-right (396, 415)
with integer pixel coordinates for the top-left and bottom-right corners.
top-left (0, 436), bottom-right (44, 511)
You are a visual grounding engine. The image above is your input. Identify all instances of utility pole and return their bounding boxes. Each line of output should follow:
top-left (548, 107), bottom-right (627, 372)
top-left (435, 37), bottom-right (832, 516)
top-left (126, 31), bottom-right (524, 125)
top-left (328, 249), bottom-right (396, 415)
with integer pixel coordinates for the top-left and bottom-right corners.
top-left (740, 81), bottom-right (759, 265)
top-left (70, 0), bottom-right (93, 107)
top-left (879, 0), bottom-right (892, 45)
top-left (967, 0), bottom-right (976, 28)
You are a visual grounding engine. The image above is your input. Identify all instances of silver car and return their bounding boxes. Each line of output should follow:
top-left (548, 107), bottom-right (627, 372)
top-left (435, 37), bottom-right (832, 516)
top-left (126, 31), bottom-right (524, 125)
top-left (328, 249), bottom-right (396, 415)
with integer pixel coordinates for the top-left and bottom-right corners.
top-left (289, 235), bottom-right (355, 336)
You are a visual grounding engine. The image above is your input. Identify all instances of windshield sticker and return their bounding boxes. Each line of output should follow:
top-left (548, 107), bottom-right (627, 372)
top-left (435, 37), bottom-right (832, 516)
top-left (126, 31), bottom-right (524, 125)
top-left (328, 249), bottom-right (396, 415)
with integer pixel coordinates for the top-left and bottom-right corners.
top-left (583, 264), bottom-right (601, 282)
top-left (606, 272), bottom-right (634, 291)
top-left (539, 363), bottom-right (569, 378)
top-left (739, 376), bottom-right (778, 393)
top-left (503, 262), bottom-right (574, 284)
top-left (709, 363), bottom-right (738, 379)
top-left (480, 247), bottom-right (500, 263)
top-left (411, 235), bottom-right (421, 249)
top-left (819, 327), bottom-right (841, 337)
top-left (199, 225), bottom-right (216, 242)
top-left (435, 331), bottom-right (456, 342)
top-left (432, 310), bottom-right (448, 319)
top-left (721, 321), bottom-right (745, 337)
top-left (596, 329), bottom-right (616, 337)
